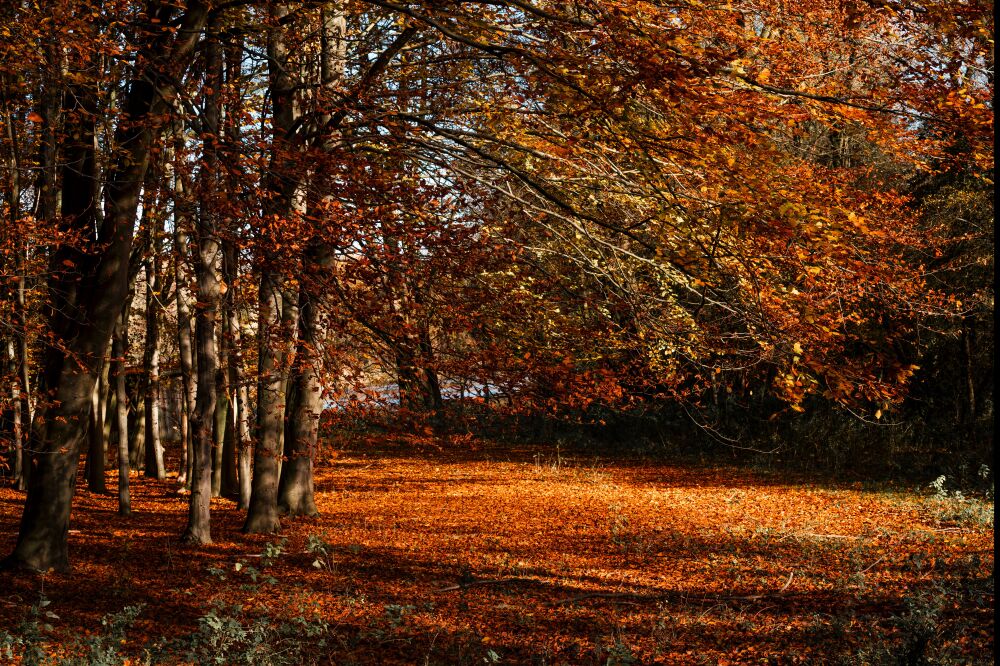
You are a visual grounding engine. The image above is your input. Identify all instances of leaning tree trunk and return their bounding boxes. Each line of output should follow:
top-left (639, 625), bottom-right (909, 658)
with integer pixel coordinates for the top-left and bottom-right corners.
top-left (2, 3), bottom-right (209, 573)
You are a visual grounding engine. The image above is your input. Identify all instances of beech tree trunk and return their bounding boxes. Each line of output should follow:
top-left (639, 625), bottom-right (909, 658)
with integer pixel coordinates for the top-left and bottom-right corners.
top-left (245, 276), bottom-right (297, 533)
top-left (218, 272), bottom-right (239, 499)
top-left (86, 355), bottom-right (109, 493)
top-left (220, 35), bottom-right (249, 506)
top-left (113, 255), bottom-right (141, 514)
top-left (6, 340), bottom-right (24, 487)
top-left (274, 2), bottom-right (347, 517)
top-left (183, 20), bottom-right (223, 543)
top-left (143, 221), bottom-right (166, 479)
top-left (175, 226), bottom-right (197, 487)
top-left (112, 313), bottom-right (131, 516)
top-left (244, 4), bottom-right (302, 534)
top-left (128, 392), bottom-right (146, 470)
top-left (2, 3), bottom-right (209, 573)
top-left (278, 269), bottom-right (326, 517)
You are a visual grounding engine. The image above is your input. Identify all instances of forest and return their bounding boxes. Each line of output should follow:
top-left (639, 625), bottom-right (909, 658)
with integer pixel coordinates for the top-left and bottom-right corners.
top-left (0, 0), bottom-right (993, 663)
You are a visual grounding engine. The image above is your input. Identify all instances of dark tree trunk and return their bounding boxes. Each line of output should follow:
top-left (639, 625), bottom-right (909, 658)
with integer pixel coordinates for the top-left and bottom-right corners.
top-left (2, 3), bottom-right (210, 573)
top-left (128, 392), bottom-right (146, 471)
top-left (86, 355), bottom-right (109, 493)
top-left (396, 339), bottom-right (443, 416)
top-left (218, 273), bottom-right (239, 499)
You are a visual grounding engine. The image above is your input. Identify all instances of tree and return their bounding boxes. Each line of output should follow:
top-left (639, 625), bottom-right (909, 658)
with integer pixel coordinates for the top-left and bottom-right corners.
top-left (2, 0), bottom-right (210, 572)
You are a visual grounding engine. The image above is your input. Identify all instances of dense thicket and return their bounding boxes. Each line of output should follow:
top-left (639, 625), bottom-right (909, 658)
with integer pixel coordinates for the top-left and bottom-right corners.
top-left (0, 0), bottom-right (993, 571)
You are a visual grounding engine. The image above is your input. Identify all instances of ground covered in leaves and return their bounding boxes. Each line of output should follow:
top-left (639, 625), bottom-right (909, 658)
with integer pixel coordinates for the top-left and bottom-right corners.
top-left (0, 436), bottom-right (994, 664)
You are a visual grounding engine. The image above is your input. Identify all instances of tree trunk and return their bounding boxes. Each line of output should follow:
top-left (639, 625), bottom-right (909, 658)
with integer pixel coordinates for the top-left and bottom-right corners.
top-left (236, 375), bottom-right (253, 510)
top-left (275, 2), bottom-right (347, 516)
top-left (86, 355), bottom-right (109, 493)
top-left (219, 270), bottom-right (239, 499)
top-left (211, 364), bottom-right (228, 498)
top-left (244, 4), bottom-right (302, 534)
top-left (112, 313), bottom-right (131, 516)
top-left (143, 224), bottom-right (166, 479)
top-left (183, 19), bottom-right (223, 543)
top-left (245, 275), bottom-right (296, 534)
top-left (221, 32), bottom-right (250, 508)
top-left (128, 393), bottom-right (146, 470)
top-left (2, 3), bottom-right (209, 573)
top-left (175, 229), bottom-right (197, 487)
top-left (7, 340), bottom-right (24, 487)
top-left (278, 286), bottom-right (323, 517)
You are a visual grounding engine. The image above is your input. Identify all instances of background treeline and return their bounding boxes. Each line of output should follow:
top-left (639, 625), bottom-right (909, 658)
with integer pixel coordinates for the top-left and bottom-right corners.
top-left (0, 0), bottom-right (993, 571)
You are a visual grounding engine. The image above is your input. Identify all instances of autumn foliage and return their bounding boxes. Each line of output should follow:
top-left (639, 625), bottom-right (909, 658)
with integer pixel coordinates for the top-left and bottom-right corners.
top-left (0, 0), bottom-right (993, 663)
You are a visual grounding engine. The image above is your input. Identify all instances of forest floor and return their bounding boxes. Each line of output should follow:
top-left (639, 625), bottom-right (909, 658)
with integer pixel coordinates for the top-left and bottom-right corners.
top-left (0, 433), bottom-right (994, 665)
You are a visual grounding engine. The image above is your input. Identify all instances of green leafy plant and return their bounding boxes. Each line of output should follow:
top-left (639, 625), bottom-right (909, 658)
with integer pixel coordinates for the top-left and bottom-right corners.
top-left (305, 533), bottom-right (335, 571)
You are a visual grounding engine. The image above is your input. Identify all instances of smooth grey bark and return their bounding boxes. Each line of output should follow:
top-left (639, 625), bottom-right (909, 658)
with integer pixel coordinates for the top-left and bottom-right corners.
top-left (274, 1), bottom-right (347, 518)
top-left (278, 281), bottom-right (323, 517)
top-left (175, 220), bottom-right (197, 487)
top-left (245, 275), bottom-right (296, 534)
top-left (2, 3), bottom-right (210, 573)
top-left (6, 340), bottom-right (24, 487)
top-left (211, 365), bottom-right (228, 498)
top-left (112, 313), bottom-right (131, 516)
top-left (233, 303), bottom-right (253, 509)
top-left (143, 219), bottom-right (166, 479)
top-left (219, 34), bottom-right (249, 507)
top-left (113, 247), bottom-right (142, 514)
top-left (183, 20), bottom-right (223, 543)
top-left (244, 4), bottom-right (301, 534)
